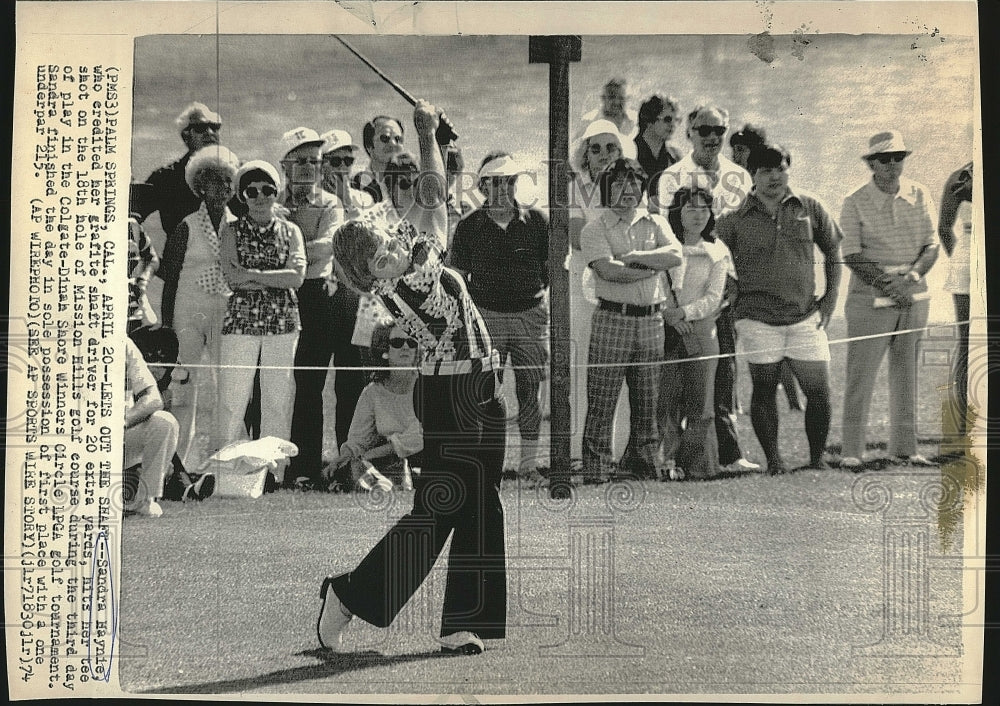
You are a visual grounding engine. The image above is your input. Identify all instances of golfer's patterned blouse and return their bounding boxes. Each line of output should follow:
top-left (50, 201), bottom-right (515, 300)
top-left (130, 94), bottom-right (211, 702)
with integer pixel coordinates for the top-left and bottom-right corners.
top-left (369, 202), bottom-right (494, 372)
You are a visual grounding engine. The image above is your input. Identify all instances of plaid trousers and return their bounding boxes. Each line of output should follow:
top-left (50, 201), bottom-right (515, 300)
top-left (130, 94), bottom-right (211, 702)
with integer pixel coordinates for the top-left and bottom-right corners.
top-left (583, 308), bottom-right (664, 477)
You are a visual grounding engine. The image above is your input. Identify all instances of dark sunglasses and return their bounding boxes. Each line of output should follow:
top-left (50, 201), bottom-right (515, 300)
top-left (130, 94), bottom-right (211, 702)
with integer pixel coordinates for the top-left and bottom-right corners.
top-left (188, 122), bottom-right (221, 134)
top-left (872, 153), bottom-right (907, 165)
top-left (693, 125), bottom-right (727, 138)
top-left (243, 184), bottom-right (278, 199)
top-left (388, 337), bottom-right (417, 349)
top-left (325, 155), bottom-right (355, 168)
top-left (379, 134), bottom-right (404, 145)
top-left (588, 142), bottom-right (620, 155)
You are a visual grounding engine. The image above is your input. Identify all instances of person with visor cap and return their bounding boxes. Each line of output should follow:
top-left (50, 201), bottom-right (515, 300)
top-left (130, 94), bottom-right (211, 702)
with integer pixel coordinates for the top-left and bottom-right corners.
top-left (449, 152), bottom-right (550, 478)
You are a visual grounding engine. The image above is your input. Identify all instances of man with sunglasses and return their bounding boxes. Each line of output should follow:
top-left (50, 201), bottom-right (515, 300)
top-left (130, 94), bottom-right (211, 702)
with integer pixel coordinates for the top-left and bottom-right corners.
top-left (352, 115), bottom-right (406, 204)
top-left (651, 105), bottom-right (752, 217)
top-left (449, 152), bottom-right (551, 477)
top-left (320, 128), bottom-right (374, 216)
top-left (838, 131), bottom-right (939, 469)
top-left (634, 94), bottom-right (682, 206)
top-left (277, 127), bottom-right (364, 489)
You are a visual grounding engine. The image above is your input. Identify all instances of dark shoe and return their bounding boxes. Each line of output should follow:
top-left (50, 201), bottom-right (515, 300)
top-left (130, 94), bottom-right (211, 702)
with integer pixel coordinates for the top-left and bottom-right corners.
top-left (182, 473), bottom-right (216, 502)
top-left (317, 577), bottom-right (353, 651)
top-left (439, 631), bottom-right (484, 655)
top-left (264, 472), bottom-right (280, 494)
top-left (766, 459), bottom-right (789, 476)
top-left (808, 458), bottom-right (832, 471)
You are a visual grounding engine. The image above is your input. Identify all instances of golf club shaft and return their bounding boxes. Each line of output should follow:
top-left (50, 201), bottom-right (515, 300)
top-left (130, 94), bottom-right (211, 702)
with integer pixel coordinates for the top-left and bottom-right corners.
top-left (333, 36), bottom-right (417, 106)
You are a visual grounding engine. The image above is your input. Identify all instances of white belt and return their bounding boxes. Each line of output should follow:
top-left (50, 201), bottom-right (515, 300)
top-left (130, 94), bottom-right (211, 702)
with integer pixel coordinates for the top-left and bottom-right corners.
top-left (421, 350), bottom-right (500, 376)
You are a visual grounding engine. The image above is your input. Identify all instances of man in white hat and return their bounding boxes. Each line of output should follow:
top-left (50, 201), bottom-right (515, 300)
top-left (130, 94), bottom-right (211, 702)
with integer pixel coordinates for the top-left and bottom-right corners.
top-left (448, 152), bottom-right (551, 477)
top-left (651, 104), bottom-right (752, 217)
top-left (276, 128), bottom-right (362, 489)
top-left (839, 130), bottom-right (939, 469)
top-left (320, 128), bottom-right (374, 218)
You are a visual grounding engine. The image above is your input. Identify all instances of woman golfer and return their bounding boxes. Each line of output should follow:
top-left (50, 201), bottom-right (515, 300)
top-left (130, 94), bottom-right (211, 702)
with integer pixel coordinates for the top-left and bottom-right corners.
top-left (317, 100), bottom-right (507, 655)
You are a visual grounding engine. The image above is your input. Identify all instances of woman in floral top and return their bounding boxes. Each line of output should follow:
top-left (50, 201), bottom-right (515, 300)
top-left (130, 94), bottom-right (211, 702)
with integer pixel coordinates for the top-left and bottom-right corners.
top-left (213, 160), bottom-right (306, 469)
top-left (317, 100), bottom-right (506, 657)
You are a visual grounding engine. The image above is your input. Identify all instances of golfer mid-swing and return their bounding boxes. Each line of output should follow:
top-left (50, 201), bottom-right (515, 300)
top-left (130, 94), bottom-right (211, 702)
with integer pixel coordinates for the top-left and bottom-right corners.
top-left (317, 99), bottom-right (507, 655)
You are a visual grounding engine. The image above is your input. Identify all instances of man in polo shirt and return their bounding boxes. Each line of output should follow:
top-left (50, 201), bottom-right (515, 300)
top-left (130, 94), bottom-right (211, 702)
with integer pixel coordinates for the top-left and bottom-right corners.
top-left (581, 158), bottom-right (682, 481)
top-left (449, 152), bottom-right (550, 476)
top-left (716, 143), bottom-right (842, 475)
top-left (277, 127), bottom-right (361, 489)
top-left (652, 104), bottom-right (752, 217)
top-left (352, 115), bottom-right (406, 204)
top-left (839, 131), bottom-right (938, 469)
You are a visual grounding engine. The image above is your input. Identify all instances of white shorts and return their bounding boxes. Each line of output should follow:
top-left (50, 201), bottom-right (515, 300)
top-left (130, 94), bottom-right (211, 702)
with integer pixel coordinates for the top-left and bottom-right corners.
top-left (735, 311), bottom-right (831, 364)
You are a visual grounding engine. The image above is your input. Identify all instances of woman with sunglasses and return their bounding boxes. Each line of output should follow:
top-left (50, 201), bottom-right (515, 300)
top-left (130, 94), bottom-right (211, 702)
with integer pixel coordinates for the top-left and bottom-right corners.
top-left (657, 187), bottom-right (734, 480)
top-left (324, 322), bottom-right (422, 492)
top-left (211, 160), bottom-right (306, 476)
top-left (634, 94), bottom-right (682, 207)
top-left (566, 120), bottom-right (636, 462)
top-left (318, 99), bottom-right (506, 656)
top-left (155, 145), bottom-right (240, 468)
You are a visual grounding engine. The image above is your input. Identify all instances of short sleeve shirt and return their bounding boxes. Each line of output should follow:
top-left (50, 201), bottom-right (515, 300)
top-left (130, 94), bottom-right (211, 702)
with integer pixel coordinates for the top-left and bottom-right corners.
top-left (655, 153), bottom-right (752, 216)
top-left (581, 209), bottom-right (681, 306)
top-left (840, 177), bottom-right (936, 271)
top-left (717, 188), bottom-right (843, 325)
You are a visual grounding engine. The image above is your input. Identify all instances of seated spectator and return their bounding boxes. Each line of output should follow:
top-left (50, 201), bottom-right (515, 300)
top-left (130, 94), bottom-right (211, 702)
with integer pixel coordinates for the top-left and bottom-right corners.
top-left (213, 160), bottom-right (306, 485)
top-left (128, 325), bottom-right (216, 502)
top-left (634, 94), bottom-right (682, 206)
top-left (352, 115), bottom-right (405, 203)
top-left (124, 337), bottom-right (179, 517)
top-left (657, 187), bottom-right (734, 480)
top-left (324, 323), bottom-right (422, 492)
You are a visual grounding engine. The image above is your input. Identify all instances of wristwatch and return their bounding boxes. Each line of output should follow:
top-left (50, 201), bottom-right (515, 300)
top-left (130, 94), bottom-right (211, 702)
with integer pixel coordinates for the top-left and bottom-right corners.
top-left (905, 270), bottom-right (922, 283)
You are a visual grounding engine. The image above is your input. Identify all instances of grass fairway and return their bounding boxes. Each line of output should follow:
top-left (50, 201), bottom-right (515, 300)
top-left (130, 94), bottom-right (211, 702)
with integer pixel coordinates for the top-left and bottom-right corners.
top-left (118, 315), bottom-right (972, 697)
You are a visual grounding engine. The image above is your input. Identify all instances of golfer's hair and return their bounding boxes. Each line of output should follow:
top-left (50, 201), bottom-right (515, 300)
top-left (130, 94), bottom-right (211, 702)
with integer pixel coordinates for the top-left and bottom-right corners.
top-left (637, 94), bottom-right (680, 133)
top-left (730, 123), bottom-right (768, 149)
top-left (597, 158), bottom-right (648, 207)
top-left (666, 186), bottom-right (717, 242)
top-left (686, 104), bottom-right (730, 129)
top-left (332, 221), bottom-right (382, 294)
top-left (362, 115), bottom-right (405, 153)
top-left (746, 143), bottom-right (791, 175)
top-left (369, 322), bottom-right (396, 383)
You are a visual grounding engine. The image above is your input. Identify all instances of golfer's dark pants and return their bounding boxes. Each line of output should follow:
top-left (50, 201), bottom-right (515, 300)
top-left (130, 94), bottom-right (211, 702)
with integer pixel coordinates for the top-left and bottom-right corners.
top-left (332, 366), bottom-right (507, 639)
top-left (289, 278), bottom-right (365, 482)
top-left (714, 307), bottom-right (744, 465)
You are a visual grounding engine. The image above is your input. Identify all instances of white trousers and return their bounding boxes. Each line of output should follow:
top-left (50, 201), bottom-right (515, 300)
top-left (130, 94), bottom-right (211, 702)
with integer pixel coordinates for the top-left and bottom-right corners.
top-left (215, 332), bottom-right (299, 452)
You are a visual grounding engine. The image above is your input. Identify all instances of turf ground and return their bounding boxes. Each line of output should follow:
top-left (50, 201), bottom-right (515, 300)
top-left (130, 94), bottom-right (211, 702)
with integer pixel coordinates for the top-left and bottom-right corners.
top-left (118, 316), bottom-right (980, 697)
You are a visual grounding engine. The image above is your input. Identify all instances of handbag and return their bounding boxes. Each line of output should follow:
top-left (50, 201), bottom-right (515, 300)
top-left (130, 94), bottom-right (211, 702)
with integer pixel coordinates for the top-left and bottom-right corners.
top-left (662, 268), bottom-right (703, 358)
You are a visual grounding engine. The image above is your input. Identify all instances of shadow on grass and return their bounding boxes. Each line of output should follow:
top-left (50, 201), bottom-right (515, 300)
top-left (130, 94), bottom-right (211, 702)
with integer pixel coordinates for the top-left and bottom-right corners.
top-left (139, 649), bottom-right (454, 694)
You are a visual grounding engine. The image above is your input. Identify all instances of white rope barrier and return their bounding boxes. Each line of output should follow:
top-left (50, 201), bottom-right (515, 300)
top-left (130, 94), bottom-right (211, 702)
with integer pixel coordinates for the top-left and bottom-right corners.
top-left (139, 319), bottom-right (970, 373)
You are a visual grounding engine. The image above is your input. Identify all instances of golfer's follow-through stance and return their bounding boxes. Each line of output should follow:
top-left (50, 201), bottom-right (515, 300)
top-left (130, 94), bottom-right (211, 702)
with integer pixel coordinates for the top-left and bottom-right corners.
top-left (318, 100), bottom-right (508, 655)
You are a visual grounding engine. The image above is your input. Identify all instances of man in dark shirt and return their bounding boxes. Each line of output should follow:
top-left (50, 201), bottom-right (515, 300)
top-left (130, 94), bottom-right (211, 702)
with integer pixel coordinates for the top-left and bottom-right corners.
top-left (449, 152), bottom-right (550, 475)
top-left (132, 102), bottom-right (223, 325)
top-left (716, 143), bottom-right (842, 475)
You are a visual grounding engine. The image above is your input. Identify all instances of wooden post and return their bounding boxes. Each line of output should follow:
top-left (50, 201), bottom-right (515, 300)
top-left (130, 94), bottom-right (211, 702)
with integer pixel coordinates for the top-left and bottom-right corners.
top-left (529, 36), bottom-right (580, 500)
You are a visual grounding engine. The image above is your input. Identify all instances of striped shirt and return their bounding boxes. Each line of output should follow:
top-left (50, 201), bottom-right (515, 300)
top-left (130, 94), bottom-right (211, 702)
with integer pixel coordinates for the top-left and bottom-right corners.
top-left (840, 177), bottom-right (936, 268)
top-left (371, 208), bottom-right (495, 374)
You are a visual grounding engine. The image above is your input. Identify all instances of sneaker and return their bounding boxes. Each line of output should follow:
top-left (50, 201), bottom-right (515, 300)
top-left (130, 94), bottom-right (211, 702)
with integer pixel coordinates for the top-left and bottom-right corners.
top-left (317, 577), bottom-right (353, 651)
top-left (134, 499), bottom-right (163, 517)
top-left (727, 458), bottom-right (762, 473)
top-left (182, 473), bottom-right (216, 502)
top-left (357, 466), bottom-right (393, 492)
top-left (439, 631), bottom-right (485, 655)
top-left (840, 456), bottom-right (863, 470)
top-left (668, 466), bottom-right (686, 481)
